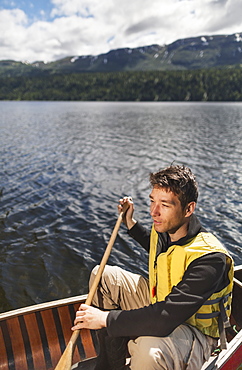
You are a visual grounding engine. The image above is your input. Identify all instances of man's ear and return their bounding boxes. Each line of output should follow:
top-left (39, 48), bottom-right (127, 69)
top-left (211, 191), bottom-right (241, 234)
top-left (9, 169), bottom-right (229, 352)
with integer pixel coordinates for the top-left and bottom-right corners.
top-left (185, 202), bottom-right (196, 217)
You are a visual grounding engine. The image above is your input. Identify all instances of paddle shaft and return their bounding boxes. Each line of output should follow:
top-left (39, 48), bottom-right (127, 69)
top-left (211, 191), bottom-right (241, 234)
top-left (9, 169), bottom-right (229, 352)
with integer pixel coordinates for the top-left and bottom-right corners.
top-left (54, 204), bottom-right (129, 370)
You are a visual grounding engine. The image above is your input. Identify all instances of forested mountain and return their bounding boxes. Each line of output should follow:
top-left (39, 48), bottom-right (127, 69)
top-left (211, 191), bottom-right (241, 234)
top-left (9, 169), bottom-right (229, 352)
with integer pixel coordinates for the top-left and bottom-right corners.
top-left (1, 69), bottom-right (242, 101)
top-left (0, 32), bottom-right (242, 77)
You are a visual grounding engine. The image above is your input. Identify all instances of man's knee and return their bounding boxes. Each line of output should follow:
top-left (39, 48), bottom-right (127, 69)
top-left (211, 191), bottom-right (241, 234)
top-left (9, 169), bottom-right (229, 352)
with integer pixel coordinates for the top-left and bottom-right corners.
top-left (90, 265), bottom-right (116, 280)
top-left (128, 337), bottom-right (167, 369)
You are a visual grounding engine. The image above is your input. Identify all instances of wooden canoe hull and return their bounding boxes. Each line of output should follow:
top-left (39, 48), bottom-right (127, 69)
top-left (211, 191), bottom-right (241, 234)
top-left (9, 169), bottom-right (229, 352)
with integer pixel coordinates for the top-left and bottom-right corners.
top-left (0, 295), bottom-right (98, 370)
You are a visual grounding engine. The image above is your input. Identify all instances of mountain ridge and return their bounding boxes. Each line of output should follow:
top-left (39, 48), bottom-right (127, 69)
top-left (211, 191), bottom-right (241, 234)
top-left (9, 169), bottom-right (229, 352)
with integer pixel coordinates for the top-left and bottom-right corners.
top-left (1, 32), bottom-right (242, 77)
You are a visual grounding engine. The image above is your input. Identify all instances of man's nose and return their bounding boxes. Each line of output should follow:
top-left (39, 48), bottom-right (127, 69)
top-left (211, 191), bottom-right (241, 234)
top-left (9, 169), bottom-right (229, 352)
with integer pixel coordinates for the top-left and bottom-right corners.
top-left (150, 204), bottom-right (160, 216)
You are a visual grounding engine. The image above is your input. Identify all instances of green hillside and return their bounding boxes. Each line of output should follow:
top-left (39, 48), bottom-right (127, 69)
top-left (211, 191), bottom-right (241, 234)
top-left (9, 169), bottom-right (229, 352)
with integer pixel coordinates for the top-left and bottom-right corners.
top-left (1, 68), bottom-right (242, 101)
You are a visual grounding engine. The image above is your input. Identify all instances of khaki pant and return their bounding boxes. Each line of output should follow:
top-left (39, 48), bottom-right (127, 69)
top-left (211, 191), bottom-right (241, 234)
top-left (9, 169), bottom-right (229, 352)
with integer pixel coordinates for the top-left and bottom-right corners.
top-left (90, 265), bottom-right (217, 370)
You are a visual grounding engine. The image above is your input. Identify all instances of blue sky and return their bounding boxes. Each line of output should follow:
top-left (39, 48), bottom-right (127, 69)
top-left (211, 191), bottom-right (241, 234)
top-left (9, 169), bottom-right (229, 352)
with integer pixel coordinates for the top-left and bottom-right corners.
top-left (0, 0), bottom-right (241, 63)
top-left (0, 0), bottom-right (52, 20)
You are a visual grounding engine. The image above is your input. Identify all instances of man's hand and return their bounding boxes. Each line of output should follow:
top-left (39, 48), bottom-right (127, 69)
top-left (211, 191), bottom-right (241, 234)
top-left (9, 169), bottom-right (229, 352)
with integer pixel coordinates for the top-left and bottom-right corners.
top-left (71, 304), bottom-right (109, 331)
top-left (118, 196), bottom-right (136, 230)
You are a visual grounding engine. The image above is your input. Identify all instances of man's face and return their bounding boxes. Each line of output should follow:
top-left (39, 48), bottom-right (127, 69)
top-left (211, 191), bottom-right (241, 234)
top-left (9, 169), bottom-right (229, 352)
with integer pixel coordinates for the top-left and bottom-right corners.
top-left (149, 185), bottom-right (189, 237)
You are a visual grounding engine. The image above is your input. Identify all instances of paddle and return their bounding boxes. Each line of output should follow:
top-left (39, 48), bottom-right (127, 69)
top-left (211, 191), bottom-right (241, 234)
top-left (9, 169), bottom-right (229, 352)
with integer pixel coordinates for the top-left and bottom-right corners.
top-left (54, 202), bottom-right (130, 370)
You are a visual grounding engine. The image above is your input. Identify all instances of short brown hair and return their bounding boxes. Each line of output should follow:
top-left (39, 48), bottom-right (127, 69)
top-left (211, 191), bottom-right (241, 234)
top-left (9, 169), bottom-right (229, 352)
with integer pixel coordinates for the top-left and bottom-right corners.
top-left (149, 165), bottom-right (198, 209)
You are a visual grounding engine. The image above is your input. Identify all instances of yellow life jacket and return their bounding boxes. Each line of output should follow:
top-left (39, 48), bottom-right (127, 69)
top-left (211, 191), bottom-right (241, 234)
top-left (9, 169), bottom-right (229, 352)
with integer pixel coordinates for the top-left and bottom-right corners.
top-left (149, 224), bottom-right (234, 340)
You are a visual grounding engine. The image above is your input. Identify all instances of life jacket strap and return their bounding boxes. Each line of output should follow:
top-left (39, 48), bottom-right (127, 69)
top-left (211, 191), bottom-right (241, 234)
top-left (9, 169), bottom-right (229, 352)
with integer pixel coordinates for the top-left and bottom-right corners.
top-left (195, 294), bottom-right (231, 350)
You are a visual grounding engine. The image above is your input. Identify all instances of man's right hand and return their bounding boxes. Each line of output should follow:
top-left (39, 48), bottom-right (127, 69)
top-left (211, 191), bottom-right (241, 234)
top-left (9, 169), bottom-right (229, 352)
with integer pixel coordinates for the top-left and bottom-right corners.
top-left (118, 196), bottom-right (137, 230)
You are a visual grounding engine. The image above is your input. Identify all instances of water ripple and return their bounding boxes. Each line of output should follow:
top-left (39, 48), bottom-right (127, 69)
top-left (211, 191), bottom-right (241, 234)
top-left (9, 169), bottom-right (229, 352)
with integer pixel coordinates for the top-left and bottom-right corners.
top-left (0, 101), bottom-right (241, 312)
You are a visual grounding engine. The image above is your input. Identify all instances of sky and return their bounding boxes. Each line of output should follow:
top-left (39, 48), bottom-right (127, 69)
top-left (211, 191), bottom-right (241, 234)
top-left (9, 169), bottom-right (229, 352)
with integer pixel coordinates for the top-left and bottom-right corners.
top-left (0, 0), bottom-right (241, 63)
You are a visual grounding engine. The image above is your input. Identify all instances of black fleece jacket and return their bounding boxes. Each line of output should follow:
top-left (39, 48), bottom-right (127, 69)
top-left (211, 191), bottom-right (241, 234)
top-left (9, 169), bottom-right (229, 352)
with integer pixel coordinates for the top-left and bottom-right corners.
top-left (106, 215), bottom-right (229, 338)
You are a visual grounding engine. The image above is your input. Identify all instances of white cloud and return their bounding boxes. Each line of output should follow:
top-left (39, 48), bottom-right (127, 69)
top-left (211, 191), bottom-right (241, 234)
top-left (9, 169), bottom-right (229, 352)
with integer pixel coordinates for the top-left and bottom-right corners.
top-left (0, 9), bottom-right (28, 59)
top-left (50, 0), bottom-right (98, 17)
top-left (0, 0), bottom-right (241, 62)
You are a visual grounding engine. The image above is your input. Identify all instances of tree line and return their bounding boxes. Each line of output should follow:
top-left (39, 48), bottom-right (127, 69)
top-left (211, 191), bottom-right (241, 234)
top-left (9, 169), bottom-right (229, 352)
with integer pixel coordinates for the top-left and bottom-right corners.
top-left (0, 68), bottom-right (242, 101)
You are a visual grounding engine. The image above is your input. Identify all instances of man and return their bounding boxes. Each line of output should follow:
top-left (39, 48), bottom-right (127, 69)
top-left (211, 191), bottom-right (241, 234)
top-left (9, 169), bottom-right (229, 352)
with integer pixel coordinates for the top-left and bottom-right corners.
top-left (72, 165), bottom-right (234, 370)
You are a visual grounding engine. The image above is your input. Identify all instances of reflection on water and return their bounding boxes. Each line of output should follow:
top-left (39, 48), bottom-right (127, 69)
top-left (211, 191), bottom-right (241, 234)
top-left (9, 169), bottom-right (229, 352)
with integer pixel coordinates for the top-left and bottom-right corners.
top-left (0, 101), bottom-right (242, 312)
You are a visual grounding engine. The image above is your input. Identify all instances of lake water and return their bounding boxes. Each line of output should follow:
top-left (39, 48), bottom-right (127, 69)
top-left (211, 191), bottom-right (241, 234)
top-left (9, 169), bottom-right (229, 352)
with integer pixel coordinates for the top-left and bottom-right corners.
top-left (0, 101), bottom-right (242, 313)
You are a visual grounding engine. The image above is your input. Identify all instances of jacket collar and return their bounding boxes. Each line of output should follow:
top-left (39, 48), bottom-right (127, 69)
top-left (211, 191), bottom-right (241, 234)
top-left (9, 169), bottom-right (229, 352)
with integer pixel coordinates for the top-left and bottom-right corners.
top-left (157, 214), bottom-right (206, 253)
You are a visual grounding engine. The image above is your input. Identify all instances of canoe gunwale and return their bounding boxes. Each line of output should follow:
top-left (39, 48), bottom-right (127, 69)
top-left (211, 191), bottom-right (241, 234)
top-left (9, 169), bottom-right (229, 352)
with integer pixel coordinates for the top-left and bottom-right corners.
top-left (0, 294), bottom-right (88, 321)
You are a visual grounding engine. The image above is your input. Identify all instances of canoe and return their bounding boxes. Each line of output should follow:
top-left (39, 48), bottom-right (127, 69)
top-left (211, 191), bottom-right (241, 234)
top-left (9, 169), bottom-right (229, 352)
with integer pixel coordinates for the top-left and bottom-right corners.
top-left (0, 294), bottom-right (99, 370)
top-left (0, 265), bottom-right (242, 370)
